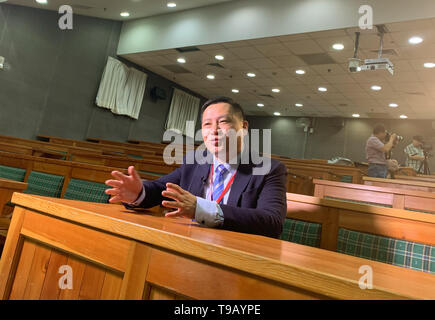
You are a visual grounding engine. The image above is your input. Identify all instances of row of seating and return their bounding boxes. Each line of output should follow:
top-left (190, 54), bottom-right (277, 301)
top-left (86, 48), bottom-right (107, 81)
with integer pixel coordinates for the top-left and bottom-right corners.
top-left (1, 135), bottom-right (433, 276)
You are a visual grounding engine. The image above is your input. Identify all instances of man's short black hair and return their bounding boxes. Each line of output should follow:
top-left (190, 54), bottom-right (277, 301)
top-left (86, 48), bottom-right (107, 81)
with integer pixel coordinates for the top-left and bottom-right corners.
top-left (373, 123), bottom-right (386, 135)
top-left (201, 96), bottom-right (245, 121)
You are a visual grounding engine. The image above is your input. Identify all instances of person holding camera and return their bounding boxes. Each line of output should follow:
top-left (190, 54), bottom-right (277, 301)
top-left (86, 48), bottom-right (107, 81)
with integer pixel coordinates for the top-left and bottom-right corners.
top-left (365, 124), bottom-right (397, 178)
top-left (404, 136), bottom-right (425, 173)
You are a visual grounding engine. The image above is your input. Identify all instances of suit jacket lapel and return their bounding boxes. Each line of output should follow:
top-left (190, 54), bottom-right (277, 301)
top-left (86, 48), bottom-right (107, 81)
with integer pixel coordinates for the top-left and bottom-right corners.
top-left (227, 163), bottom-right (253, 206)
top-left (188, 163), bottom-right (211, 197)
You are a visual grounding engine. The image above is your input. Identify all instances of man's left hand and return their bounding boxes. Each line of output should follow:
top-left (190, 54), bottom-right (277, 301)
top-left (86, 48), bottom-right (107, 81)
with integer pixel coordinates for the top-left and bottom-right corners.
top-left (161, 183), bottom-right (197, 219)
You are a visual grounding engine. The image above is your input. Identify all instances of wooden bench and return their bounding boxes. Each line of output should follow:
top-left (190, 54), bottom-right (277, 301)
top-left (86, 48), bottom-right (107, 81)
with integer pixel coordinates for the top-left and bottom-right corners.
top-left (395, 175), bottom-right (435, 183)
top-left (0, 193), bottom-right (433, 300)
top-left (313, 178), bottom-right (435, 214)
top-left (363, 177), bottom-right (435, 192)
top-left (285, 192), bottom-right (434, 274)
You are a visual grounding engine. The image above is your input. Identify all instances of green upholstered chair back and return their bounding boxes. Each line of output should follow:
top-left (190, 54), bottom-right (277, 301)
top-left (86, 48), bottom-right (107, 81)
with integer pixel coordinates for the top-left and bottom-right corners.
top-left (337, 228), bottom-right (434, 274)
top-left (0, 165), bottom-right (26, 182)
top-left (339, 175), bottom-right (353, 183)
top-left (24, 171), bottom-right (64, 197)
top-left (280, 218), bottom-right (322, 248)
top-left (64, 179), bottom-right (110, 203)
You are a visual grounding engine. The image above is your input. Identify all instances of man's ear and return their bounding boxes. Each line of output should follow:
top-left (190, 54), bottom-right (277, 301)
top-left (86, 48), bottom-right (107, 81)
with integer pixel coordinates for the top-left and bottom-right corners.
top-left (243, 120), bottom-right (249, 130)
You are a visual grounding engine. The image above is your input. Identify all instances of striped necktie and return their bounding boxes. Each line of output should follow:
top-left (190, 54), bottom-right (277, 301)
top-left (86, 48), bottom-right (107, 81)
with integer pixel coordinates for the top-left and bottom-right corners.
top-left (212, 164), bottom-right (228, 204)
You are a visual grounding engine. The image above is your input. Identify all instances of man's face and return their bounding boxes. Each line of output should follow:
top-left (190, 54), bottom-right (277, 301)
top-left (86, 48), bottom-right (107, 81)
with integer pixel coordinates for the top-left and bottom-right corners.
top-left (201, 102), bottom-right (248, 158)
top-left (413, 139), bottom-right (423, 148)
top-left (378, 131), bottom-right (387, 141)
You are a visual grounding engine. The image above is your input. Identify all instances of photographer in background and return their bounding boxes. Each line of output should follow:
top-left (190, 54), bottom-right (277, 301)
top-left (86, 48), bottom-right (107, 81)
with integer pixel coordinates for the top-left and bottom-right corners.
top-left (404, 135), bottom-right (425, 173)
top-left (365, 123), bottom-right (397, 178)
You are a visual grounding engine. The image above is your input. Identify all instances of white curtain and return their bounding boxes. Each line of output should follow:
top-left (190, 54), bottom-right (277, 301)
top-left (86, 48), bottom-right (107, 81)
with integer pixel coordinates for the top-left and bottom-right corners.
top-left (96, 57), bottom-right (147, 119)
top-left (166, 88), bottom-right (200, 138)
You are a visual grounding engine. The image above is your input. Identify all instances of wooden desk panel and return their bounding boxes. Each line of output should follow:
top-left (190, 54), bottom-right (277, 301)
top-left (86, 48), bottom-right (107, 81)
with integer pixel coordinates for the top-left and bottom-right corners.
top-left (0, 194), bottom-right (434, 300)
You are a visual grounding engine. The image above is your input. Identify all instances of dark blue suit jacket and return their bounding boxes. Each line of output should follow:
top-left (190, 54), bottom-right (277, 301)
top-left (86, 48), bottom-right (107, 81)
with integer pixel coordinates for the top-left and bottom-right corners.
top-left (132, 152), bottom-right (287, 239)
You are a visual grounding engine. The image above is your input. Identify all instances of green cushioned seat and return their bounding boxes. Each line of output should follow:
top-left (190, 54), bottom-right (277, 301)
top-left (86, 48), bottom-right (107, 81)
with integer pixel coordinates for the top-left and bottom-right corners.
top-left (0, 165), bottom-right (26, 182)
top-left (280, 218), bottom-right (322, 248)
top-left (24, 171), bottom-right (64, 197)
top-left (405, 208), bottom-right (435, 215)
top-left (64, 179), bottom-right (110, 203)
top-left (337, 228), bottom-right (434, 274)
top-left (340, 175), bottom-right (353, 183)
top-left (128, 154), bottom-right (143, 159)
top-left (325, 196), bottom-right (392, 208)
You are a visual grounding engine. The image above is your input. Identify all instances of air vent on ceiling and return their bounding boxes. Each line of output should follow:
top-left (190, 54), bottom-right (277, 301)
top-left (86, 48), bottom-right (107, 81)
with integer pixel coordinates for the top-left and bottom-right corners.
top-left (405, 92), bottom-right (426, 96)
top-left (162, 65), bottom-right (192, 74)
top-left (297, 53), bottom-right (337, 65)
top-left (258, 94), bottom-right (274, 98)
top-left (176, 46), bottom-right (200, 53)
top-left (71, 4), bottom-right (94, 10)
top-left (207, 63), bottom-right (225, 69)
top-left (366, 112), bottom-right (390, 118)
top-left (369, 49), bottom-right (398, 56)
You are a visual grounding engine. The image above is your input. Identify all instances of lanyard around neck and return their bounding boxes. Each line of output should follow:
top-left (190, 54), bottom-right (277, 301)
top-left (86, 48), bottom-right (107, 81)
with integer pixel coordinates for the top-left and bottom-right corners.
top-left (210, 163), bottom-right (237, 204)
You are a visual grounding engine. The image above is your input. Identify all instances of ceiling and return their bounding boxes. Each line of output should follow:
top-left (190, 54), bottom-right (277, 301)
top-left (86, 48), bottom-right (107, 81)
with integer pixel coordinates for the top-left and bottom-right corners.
top-left (2, 0), bottom-right (234, 21)
top-left (121, 18), bottom-right (435, 120)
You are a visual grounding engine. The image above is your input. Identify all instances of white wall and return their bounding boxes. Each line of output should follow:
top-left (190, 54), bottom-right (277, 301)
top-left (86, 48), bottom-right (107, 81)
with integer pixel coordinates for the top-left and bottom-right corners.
top-left (118, 0), bottom-right (435, 54)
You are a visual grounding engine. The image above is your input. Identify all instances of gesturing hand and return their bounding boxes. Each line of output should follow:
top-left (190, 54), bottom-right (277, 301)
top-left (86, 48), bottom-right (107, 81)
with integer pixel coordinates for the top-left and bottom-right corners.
top-left (161, 183), bottom-right (197, 219)
top-left (105, 166), bottom-right (143, 204)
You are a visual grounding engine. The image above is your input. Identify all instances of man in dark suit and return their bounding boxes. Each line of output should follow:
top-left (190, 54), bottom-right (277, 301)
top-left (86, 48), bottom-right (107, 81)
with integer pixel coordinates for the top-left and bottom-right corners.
top-left (105, 97), bottom-right (287, 238)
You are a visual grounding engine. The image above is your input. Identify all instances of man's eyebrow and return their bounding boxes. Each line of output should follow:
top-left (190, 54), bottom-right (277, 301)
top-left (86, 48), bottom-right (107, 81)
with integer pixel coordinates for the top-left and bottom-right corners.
top-left (202, 115), bottom-right (232, 122)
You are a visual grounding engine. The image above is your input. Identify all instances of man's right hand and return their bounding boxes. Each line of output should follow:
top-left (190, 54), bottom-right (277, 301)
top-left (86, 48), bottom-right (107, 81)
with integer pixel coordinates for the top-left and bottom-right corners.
top-left (105, 166), bottom-right (143, 204)
top-left (389, 133), bottom-right (397, 143)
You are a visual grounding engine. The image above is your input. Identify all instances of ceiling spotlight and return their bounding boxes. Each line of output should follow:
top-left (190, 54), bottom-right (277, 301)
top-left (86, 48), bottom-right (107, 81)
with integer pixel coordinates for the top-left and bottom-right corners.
top-left (247, 72), bottom-right (256, 77)
top-left (120, 12), bottom-right (130, 17)
top-left (371, 85), bottom-right (382, 91)
top-left (36, 0), bottom-right (48, 4)
top-left (206, 74), bottom-right (215, 80)
top-left (389, 103), bottom-right (398, 108)
top-left (232, 89), bottom-right (239, 93)
top-left (177, 58), bottom-right (186, 64)
top-left (332, 43), bottom-right (344, 50)
top-left (295, 103), bottom-right (303, 107)
top-left (408, 36), bottom-right (423, 45)
top-left (274, 112), bottom-right (281, 116)
top-left (295, 69), bottom-right (306, 75)
top-left (257, 103), bottom-right (264, 107)
top-left (424, 62), bottom-right (435, 68)
top-left (215, 55), bottom-right (224, 60)
top-left (318, 87), bottom-right (327, 92)
top-left (167, 2), bottom-right (177, 8)
top-left (352, 114), bottom-right (360, 118)
top-left (272, 88), bottom-right (280, 93)
top-left (400, 115), bottom-right (408, 119)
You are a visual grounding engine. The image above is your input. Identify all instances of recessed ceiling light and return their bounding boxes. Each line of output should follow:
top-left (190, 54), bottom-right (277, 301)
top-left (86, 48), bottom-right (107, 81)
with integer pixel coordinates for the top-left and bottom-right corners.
top-left (424, 62), bottom-right (435, 68)
top-left (215, 55), bottom-right (224, 61)
top-left (247, 72), bottom-right (256, 77)
top-left (120, 12), bottom-right (130, 17)
top-left (371, 85), bottom-right (382, 91)
top-left (274, 112), bottom-right (281, 116)
top-left (332, 43), bottom-right (344, 50)
top-left (167, 2), bottom-right (177, 8)
top-left (177, 58), bottom-right (186, 64)
top-left (409, 36), bottom-right (423, 44)
top-left (295, 103), bottom-right (303, 107)
top-left (232, 89), bottom-right (239, 93)
top-left (318, 87), bottom-right (327, 92)
top-left (206, 74), bottom-right (215, 80)
top-left (272, 88), bottom-right (280, 93)
top-left (36, 0), bottom-right (48, 4)
top-left (389, 103), bottom-right (398, 108)
top-left (295, 69), bottom-right (306, 75)
top-left (352, 114), bottom-right (360, 118)
top-left (400, 115), bottom-right (408, 119)
top-left (257, 103), bottom-right (264, 107)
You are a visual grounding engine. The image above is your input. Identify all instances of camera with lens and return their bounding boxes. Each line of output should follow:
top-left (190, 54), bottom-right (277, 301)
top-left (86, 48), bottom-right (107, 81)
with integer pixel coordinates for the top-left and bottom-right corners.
top-left (422, 144), bottom-right (433, 158)
top-left (385, 131), bottom-right (404, 146)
